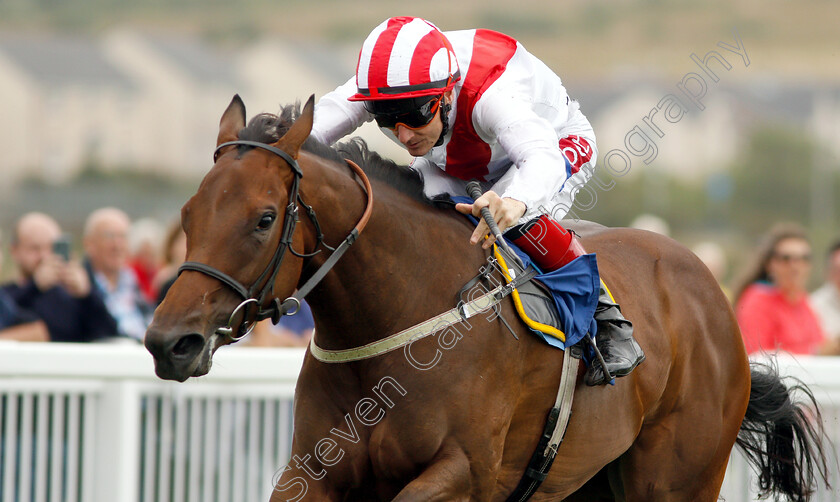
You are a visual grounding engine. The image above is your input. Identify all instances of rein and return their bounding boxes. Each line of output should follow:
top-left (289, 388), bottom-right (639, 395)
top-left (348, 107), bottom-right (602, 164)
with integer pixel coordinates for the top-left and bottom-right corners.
top-left (178, 140), bottom-right (373, 341)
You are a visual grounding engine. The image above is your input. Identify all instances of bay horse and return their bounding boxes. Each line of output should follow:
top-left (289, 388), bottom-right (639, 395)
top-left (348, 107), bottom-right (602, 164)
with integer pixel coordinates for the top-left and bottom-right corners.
top-left (145, 95), bottom-right (829, 501)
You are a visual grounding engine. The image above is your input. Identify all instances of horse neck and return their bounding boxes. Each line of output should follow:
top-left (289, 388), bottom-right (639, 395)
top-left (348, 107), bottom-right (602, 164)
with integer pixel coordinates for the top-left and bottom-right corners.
top-left (299, 153), bottom-right (481, 350)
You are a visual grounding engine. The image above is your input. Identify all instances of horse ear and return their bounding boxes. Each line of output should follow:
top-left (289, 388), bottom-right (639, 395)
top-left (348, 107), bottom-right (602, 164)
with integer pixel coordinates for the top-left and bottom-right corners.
top-left (217, 95), bottom-right (246, 147)
top-left (276, 94), bottom-right (314, 159)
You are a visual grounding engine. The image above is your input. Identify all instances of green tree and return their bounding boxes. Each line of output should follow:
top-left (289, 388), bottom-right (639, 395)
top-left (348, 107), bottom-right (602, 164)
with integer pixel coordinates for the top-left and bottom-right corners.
top-left (728, 125), bottom-right (838, 240)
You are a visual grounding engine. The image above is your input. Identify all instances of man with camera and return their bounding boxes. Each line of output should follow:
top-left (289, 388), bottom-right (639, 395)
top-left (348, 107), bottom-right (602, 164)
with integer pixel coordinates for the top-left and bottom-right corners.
top-left (0, 228), bottom-right (49, 342)
top-left (2, 212), bottom-right (118, 343)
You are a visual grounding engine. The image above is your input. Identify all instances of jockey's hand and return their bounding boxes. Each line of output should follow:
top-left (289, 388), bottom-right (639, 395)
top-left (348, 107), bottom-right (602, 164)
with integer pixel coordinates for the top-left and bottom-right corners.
top-left (456, 192), bottom-right (526, 249)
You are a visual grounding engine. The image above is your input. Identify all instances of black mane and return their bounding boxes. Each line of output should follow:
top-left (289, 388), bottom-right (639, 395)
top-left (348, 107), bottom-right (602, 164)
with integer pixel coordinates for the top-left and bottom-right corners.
top-left (237, 102), bottom-right (432, 205)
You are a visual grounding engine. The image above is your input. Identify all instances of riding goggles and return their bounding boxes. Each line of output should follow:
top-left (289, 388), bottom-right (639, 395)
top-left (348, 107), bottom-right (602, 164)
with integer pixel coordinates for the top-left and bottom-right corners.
top-left (364, 94), bottom-right (443, 130)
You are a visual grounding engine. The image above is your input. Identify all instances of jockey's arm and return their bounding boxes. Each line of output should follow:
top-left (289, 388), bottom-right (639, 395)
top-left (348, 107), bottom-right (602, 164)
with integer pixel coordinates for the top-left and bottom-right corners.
top-left (412, 159), bottom-right (522, 247)
top-left (476, 90), bottom-right (574, 226)
top-left (311, 77), bottom-right (372, 146)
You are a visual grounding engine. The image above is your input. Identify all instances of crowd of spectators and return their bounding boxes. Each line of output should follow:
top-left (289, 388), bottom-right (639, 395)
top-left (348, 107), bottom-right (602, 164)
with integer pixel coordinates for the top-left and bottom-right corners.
top-left (4, 207), bottom-right (839, 357)
top-left (628, 217), bottom-right (840, 357)
top-left (3, 212), bottom-right (117, 343)
top-left (0, 207), bottom-right (314, 347)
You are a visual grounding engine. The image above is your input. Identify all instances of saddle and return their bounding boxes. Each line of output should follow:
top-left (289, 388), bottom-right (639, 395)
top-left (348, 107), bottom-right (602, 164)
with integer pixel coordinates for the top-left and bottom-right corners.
top-left (489, 245), bottom-right (587, 502)
top-left (446, 199), bottom-right (601, 501)
top-left (494, 245), bottom-right (568, 342)
top-left (517, 280), bottom-right (565, 336)
top-left (484, 242), bottom-right (599, 351)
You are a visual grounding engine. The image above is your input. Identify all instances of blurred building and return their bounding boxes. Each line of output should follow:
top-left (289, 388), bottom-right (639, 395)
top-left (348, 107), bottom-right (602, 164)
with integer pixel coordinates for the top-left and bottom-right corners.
top-left (0, 30), bottom-right (836, 186)
top-left (0, 34), bottom-right (138, 184)
top-left (576, 79), bottom-right (840, 180)
top-left (101, 30), bottom-right (243, 181)
top-left (0, 29), bottom-right (406, 186)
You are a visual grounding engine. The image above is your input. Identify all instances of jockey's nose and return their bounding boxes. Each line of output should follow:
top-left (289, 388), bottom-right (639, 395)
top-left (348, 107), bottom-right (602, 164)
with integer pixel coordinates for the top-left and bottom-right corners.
top-left (396, 125), bottom-right (416, 144)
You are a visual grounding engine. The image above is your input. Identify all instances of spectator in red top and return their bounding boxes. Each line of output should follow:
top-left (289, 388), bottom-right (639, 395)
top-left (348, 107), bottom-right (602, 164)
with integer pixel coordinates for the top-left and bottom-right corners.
top-left (733, 223), bottom-right (837, 355)
top-left (128, 218), bottom-right (164, 304)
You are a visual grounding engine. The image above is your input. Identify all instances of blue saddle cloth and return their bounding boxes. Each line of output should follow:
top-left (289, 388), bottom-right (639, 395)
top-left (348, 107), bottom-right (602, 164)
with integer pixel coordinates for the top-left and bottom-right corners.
top-left (451, 197), bottom-right (600, 350)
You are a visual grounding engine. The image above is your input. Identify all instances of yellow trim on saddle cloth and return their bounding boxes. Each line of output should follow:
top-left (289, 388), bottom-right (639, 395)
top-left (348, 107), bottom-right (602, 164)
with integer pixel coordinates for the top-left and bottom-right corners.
top-left (493, 245), bottom-right (567, 342)
top-left (600, 279), bottom-right (617, 303)
top-left (493, 245), bottom-right (618, 345)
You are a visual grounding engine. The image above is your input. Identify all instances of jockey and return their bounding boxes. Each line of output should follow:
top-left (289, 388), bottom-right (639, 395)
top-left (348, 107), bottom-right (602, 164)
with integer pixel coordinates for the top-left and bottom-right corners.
top-left (310, 16), bottom-right (644, 385)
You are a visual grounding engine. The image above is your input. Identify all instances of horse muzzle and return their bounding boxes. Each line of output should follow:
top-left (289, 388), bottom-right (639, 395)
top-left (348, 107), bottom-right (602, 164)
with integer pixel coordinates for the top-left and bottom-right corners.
top-left (145, 328), bottom-right (214, 382)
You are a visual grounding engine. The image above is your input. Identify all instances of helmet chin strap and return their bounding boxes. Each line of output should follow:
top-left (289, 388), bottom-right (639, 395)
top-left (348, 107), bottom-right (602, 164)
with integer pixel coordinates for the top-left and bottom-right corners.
top-left (434, 97), bottom-right (452, 147)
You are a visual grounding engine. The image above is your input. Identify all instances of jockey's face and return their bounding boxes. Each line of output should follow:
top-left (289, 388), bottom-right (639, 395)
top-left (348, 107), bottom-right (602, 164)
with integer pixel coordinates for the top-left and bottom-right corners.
top-left (392, 89), bottom-right (453, 156)
top-left (394, 118), bottom-right (442, 156)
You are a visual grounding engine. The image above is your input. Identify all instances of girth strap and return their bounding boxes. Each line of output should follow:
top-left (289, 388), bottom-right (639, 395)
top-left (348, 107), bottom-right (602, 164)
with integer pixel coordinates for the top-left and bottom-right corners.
top-left (505, 344), bottom-right (582, 501)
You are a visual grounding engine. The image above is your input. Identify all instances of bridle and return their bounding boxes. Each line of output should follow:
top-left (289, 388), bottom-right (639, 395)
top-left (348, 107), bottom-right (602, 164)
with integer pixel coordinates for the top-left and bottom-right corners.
top-left (177, 140), bottom-right (373, 341)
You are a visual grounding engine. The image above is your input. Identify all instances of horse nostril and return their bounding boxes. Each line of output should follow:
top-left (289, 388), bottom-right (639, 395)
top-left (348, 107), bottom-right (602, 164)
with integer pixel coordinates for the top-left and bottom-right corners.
top-left (172, 334), bottom-right (206, 358)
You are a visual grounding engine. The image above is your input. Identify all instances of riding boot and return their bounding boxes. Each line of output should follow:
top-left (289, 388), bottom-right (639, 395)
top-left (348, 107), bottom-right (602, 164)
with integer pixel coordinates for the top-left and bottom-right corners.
top-left (583, 287), bottom-right (645, 386)
top-left (510, 215), bottom-right (645, 385)
top-left (509, 215), bottom-right (586, 271)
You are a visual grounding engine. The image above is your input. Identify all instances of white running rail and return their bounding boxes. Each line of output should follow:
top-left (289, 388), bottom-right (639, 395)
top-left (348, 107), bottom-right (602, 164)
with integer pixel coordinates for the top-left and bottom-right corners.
top-left (0, 342), bottom-right (302, 502)
top-left (1, 342), bottom-right (839, 501)
top-left (720, 355), bottom-right (840, 501)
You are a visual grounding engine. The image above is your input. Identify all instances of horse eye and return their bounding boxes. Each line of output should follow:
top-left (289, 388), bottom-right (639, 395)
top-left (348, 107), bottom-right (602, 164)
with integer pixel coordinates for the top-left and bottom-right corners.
top-left (256, 214), bottom-right (275, 231)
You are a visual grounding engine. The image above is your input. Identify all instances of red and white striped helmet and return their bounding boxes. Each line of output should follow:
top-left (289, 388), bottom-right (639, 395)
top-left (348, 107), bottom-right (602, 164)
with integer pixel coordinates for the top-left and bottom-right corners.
top-left (349, 17), bottom-right (461, 102)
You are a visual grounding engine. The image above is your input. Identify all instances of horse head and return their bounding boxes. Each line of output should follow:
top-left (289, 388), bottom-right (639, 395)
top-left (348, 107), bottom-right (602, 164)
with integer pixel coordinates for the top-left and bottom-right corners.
top-left (145, 95), bottom-right (315, 382)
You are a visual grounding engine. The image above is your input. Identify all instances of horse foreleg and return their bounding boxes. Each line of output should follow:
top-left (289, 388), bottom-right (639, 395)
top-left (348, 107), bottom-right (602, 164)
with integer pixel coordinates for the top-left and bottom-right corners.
top-left (391, 444), bottom-right (474, 502)
top-left (269, 464), bottom-right (341, 502)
